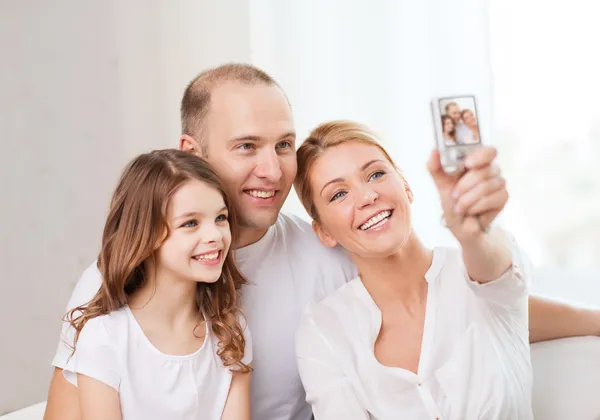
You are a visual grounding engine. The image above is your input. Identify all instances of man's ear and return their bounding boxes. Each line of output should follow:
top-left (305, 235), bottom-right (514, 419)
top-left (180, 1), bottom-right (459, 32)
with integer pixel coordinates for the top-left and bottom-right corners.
top-left (403, 177), bottom-right (414, 203)
top-left (180, 135), bottom-right (203, 157)
top-left (312, 220), bottom-right (338, 248)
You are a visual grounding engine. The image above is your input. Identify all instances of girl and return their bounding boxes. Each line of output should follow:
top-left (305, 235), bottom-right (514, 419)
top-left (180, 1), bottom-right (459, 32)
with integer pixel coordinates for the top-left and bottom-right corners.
top-left (63, 149), bottom-right (252, 420)
top-left (294, 121), bottom-right (533, 419)
top-left (441, 114), bottom-right (457, 145)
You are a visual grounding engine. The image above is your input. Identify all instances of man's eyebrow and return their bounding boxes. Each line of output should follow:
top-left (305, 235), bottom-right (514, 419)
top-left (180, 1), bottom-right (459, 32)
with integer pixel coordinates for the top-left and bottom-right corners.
top-left (319, 159), bottom-right (385, 196)
top-left (279, 131), bottom-right (296, 140)
top-left (228, 135), bottom-right (263, 144)
top-left (228, 131), bottom-right (296, 144)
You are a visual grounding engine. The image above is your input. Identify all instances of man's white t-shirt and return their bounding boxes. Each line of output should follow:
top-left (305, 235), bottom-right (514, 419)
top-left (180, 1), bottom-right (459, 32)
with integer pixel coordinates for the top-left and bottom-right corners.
top-left (62, 307), bottom-right (252, 420)
top-left (455, 121), bottom-right (476, 145)
top-left (53, 213), bottom-right (356, 420)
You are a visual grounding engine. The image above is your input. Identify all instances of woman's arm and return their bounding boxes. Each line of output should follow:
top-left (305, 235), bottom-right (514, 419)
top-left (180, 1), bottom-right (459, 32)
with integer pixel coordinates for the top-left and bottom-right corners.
top-left (460, 227), bottom-right (512, 283)
top-left (220, 370), bottom-right (252, 420)
top-left (428, 147), bottom-right (600, 338)
top-left (427, 147), bottom-right (512, 283)
top-left (77, 375), bottom-right (121, 420)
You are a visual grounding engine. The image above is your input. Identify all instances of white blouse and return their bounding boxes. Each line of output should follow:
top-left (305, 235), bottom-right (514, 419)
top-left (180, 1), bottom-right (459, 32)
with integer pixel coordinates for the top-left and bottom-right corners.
top-left (63, 306), bottom-right (252, 420)
top-left (296, 243), bottom-right (533, 420)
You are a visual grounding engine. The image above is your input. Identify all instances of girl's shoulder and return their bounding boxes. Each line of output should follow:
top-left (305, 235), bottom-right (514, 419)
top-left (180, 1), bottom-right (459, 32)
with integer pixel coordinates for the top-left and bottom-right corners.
top-left (78, 306), bottom-right (129, 345)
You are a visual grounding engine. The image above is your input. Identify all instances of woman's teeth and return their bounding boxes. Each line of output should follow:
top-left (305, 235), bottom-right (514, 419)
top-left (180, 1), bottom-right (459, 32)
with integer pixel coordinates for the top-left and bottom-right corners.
top-left (360, 210), bottom-right (391, 230)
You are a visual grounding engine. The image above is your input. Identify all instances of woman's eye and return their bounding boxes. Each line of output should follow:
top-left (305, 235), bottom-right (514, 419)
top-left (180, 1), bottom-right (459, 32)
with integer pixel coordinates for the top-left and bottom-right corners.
top-left (369, 170), bottom-right (385, 181)
top-left (330, 191), bottom-right (347, 202)
top-left (215, 214), bottom-right (228, 222)
top-left (181, 220), bottom-right (197, 228)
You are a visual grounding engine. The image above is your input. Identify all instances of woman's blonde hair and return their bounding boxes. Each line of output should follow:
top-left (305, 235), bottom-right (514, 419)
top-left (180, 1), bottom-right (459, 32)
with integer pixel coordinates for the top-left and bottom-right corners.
top-left (295, 120), bottom-right (402, 222)
top-left (67, 149), bottom-right (250, 372)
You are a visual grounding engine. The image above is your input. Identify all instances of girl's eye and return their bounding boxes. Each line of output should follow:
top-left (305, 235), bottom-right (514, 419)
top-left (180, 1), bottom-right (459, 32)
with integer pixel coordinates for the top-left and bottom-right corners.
top-left (369, 170), bottom-right (385, 181)
top-left (181, 220), bottom-right (197, 228)
top-left (215, 214), bottom-right (228, 222)
top-left (330, 191), bottom-right (347, 202)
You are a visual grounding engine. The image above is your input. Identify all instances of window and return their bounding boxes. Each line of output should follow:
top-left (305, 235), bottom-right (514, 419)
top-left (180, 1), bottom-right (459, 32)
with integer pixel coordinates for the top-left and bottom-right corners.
top-left (488, 0), bottom-right (600, 305)
top-left (250, 0), bottom-right (599, 305)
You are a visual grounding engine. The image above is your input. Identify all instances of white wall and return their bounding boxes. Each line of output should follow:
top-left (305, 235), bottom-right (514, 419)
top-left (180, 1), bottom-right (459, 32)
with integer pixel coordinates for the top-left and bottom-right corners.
top-left (250, 0), bottom-right (494, 247)
top-left (0, 0), bottom-right (251, 414)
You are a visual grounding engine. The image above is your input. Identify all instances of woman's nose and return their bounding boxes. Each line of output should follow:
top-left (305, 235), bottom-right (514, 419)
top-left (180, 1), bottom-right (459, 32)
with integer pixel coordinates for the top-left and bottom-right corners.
top-left (356, 187), bottom-right (378, 208)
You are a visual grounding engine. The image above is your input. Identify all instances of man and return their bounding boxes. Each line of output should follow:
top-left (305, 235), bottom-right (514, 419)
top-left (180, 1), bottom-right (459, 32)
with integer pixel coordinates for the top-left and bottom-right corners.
top-left (45, 63), bottom-right (600, 420)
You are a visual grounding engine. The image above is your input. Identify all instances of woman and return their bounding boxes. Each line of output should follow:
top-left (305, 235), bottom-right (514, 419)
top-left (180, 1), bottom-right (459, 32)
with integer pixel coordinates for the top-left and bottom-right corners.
top-left (441, 114), bottom-right (457, 145)
top-left (461, 109), bottom-right (481, 143)
top-left (63, 149), bottom-right (252, 420)
top-left (294, 121), bottom-right (533, 419)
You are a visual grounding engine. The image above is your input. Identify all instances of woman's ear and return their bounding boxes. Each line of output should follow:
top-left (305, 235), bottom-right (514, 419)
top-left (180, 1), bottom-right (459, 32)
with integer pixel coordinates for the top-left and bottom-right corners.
top-left (312, 220), bottom-right (338, 248)
top-left (180, 135), bottom-right (203, 157)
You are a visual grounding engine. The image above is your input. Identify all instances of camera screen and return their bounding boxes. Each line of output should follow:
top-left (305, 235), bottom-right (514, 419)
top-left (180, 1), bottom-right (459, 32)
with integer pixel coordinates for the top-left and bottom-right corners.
top-left (438, 96), bottom-right (481, 146)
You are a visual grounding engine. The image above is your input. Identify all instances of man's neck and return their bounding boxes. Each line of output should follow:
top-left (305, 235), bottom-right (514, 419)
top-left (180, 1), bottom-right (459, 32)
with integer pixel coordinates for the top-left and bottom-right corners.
top-left (235, 226), bottom-right (270, 249)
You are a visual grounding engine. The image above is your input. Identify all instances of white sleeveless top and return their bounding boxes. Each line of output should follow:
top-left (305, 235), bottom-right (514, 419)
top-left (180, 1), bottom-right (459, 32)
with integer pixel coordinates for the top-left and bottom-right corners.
top-left (63, 306), bottom-right (252, 420)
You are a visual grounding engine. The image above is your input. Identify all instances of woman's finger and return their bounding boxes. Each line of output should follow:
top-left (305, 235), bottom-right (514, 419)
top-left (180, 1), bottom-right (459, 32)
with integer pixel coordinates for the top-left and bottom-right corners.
top-left (476, 211), bottom-right (500, 231)
top-left (453, 176), bottom-right (506, 215)
top-left (452, 164), bottom-right (500, 200)
top-left (464, 146), bottom-right (497, 170)
top-left (464, 188), bottom-right (509, 216)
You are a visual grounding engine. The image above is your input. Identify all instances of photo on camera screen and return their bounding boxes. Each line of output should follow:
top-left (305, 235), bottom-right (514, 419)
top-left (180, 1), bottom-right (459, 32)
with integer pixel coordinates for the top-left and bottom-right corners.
top-left (438, 96), bottom-right (481, 147)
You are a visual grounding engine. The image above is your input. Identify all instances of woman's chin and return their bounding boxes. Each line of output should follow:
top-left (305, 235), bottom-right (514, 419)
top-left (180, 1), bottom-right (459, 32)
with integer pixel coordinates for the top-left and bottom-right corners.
top-left (351, 234), bottom-right (412, 260)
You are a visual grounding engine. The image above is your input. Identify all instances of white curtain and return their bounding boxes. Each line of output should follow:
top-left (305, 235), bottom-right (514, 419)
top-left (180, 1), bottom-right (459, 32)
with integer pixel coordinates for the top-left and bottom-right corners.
top-left (247, 0), bottom-right (600, 306)
top-left (487, 0), bottom-right (600, 305)
top-left (249, 0), bottom-right (494, 247)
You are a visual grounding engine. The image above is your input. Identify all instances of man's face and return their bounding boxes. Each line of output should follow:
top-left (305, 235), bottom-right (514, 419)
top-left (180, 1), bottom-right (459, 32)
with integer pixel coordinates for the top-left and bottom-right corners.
top-left (447, 104), bottom-right (461, 124)
top-left (197, 82), bottom-right (297, 236)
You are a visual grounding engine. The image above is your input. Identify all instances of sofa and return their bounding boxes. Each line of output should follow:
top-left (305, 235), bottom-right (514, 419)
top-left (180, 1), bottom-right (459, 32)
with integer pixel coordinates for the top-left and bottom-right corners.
top-left (2, 336), bottom-right (599, 420)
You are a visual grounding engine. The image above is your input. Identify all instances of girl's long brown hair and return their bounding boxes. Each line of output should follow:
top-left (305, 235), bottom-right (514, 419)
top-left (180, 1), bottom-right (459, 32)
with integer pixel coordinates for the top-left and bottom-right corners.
top-left (67, 149), bottom-right (250, 372)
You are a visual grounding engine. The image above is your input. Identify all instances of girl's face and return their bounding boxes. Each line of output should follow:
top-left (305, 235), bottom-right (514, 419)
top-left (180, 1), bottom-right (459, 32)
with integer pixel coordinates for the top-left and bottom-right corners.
top-left (157, 179), bottom-right (232, 284)
top-left (443, 117), bottom-right (455, 134)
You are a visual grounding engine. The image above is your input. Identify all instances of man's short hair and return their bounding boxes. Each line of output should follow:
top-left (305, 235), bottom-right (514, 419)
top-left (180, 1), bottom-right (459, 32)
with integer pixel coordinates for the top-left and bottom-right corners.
top-left (444, 102), bottom-right (459, 113)
top-left (180, 63), bottom-right (279, 154)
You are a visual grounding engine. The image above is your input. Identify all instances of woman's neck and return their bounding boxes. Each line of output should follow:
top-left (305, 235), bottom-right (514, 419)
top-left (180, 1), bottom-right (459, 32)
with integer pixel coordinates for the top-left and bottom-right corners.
top-left (128, 265), bottom-right (201, 328)
top-left (353, 230), bottom-right (433, 307)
